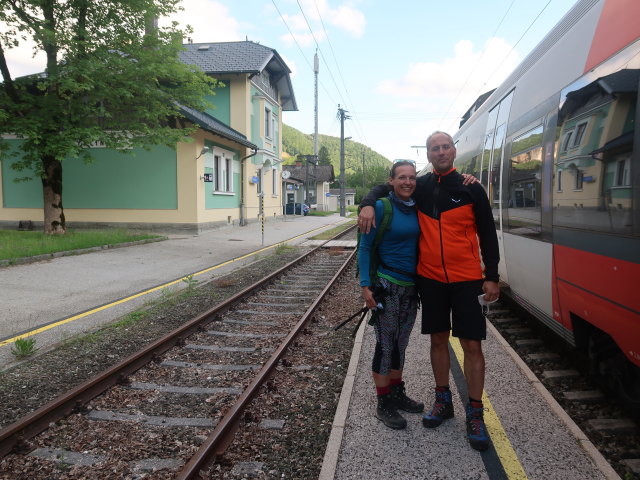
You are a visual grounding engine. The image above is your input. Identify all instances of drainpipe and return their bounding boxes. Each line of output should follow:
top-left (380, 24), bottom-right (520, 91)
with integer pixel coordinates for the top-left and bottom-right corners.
top-left (240, 147), bottom-right (258, 226)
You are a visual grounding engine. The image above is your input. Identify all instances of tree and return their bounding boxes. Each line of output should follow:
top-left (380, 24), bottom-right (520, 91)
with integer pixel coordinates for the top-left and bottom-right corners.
top-left (0, 0), bottom-right (216, 234)
top-left (317, 145), bottom-right (331, 166)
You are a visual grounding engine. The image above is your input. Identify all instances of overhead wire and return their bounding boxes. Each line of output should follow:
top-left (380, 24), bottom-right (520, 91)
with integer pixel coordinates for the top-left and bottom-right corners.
top-left (270, 0), bottom-right (338, 106)
top-left (437, 0), bottom-right (516, 131)
top-left (445, 0), bottom-right (554, 132)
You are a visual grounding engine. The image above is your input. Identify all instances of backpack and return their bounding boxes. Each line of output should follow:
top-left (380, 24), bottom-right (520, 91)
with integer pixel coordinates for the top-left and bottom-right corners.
top-left (356, 197), bottom-right (393, 283)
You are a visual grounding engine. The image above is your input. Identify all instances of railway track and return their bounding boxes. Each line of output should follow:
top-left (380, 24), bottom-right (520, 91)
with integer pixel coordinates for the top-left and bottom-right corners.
top-left (487, 298), bottom-right (640, 480)
top-left (0, 229), bottom-right (359, 479)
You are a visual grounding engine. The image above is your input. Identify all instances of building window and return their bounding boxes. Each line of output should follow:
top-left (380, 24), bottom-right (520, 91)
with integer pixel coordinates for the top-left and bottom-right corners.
top-left (557, 170), bottom-right (562, 192)
top-left (573, 122), bottom-right (587, 147)
top-left (561, 131), bottom-right (573, 152)
top-left (214, 154), bottom-right (233, 193)
top-left (615, 158), bottom-right (630, 186)
top-left (272, 167), bottom-right (278, 195)
top-left (265, 107), bottom-right (272, 138)
top-left (574, 169), bottom-right (583, 190)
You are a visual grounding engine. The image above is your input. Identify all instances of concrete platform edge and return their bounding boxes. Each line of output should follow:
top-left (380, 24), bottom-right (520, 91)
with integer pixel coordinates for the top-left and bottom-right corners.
top-left (487, 322), bottom-right (621, 480)
top-left (319, 313), bottom-right (368, 480)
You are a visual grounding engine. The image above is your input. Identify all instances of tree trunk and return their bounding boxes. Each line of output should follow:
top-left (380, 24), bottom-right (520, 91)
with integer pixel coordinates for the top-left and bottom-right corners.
top-left (42, 155), bottom-right (66, 234)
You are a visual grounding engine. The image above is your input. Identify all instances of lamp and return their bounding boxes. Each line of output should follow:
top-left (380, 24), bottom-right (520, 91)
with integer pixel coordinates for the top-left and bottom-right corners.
top-left (196, 146), bottom-right (210, 160)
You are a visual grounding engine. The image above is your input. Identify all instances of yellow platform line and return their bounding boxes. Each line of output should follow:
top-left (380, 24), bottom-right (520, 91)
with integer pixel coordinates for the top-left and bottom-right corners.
top-left (450, 336), bottom-right (529, 480)
top-left (0, 222), bottom-right (344, 348)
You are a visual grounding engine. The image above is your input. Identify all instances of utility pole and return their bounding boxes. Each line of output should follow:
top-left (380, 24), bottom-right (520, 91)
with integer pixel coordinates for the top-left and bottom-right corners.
top-left (314, 51), bottom-right (319, 158)
top-left (338, 105), bottom-right (350, 217)
top-left (362, 149), bottom-right (365, 190)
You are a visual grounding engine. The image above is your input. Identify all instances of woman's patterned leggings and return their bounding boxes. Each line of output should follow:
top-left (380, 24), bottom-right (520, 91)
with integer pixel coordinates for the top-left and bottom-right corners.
top-left (371, 278), bottom-right (418, 375)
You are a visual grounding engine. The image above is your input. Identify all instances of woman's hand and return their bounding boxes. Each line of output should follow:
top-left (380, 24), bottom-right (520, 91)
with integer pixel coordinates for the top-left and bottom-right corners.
top-left (357, 206), bottom-right (376, 234)
top-left (461, 173), bottom-right (479, 185)
top-left (362, 286), bottom-right (378, 309)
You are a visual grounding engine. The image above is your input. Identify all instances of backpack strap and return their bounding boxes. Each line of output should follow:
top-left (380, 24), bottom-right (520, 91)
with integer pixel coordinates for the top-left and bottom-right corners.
top-left (368, 197), bottom-right (393, 281)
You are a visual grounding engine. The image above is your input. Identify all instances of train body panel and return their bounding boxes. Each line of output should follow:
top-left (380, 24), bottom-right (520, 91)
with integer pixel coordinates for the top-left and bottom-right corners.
top-left (451, 0), bottom-right (640, 370)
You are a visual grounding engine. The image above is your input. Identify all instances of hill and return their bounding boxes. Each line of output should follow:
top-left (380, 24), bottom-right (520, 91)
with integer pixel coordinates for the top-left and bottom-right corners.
top-left (282, 124), bottom-right (392, 194)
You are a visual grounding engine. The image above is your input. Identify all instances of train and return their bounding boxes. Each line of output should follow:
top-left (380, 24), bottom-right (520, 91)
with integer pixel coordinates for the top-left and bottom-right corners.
top-left (447, 0), bottom-right (639, 412)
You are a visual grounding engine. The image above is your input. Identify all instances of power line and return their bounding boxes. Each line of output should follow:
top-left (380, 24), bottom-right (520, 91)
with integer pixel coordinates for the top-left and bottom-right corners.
top-left (446, 0), bottom-right (554, 132)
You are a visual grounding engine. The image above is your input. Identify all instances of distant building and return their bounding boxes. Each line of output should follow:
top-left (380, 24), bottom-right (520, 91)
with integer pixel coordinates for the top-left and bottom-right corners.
top-left (327, 188), bottom-right (356, 212)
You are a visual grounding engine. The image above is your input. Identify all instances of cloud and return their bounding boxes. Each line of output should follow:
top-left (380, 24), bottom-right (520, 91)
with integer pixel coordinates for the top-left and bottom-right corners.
top-left (165, 0), bottom-right (246, 42)
top-left (376, 37), bottom-right (520, 119)
top-left (329, 5), bottom-right (366, 37)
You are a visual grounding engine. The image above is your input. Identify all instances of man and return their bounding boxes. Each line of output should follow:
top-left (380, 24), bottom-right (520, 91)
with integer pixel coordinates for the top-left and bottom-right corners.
top-left (358, 131), bottom-right (500, 451)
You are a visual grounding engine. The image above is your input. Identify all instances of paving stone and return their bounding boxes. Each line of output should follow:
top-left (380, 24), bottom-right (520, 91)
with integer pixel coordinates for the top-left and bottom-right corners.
top-left (526, 352), bottom-right (560, 361)
top-left (504, 327), bottom-right (532, 335)
top-left (223, 318), bottom-right (278, 326)
top-left (260, 419), bottom-right (286, 430)
top-left (186, 344), bottom-right (255, 352)
top-left (623, 458), bottom-right (640, 474)
top-left (515, 338), bottom-right (544, 346)
top-left (129, 382), bottom-right (242, 395)
top-left (207, 330), bottom-right (285, 338)
top-left (541, 369), bottom-right (580, 380)
top-left (492, 317), bottom-right (519, 324)
top-left (29, 448), bottom-right (106, 466)
top-left (563, 390), bottom-right (604, 402)
top-left (88, 410), bottom-right (216, 427)
top-left (587, 418), bottom-right (637, 433)
top-left (130, 457), bottom-right (183, 473)
top-left (161, 360), bottom-right (259, 371)
top-left (234, 309), bottom-right (302, 316)
top-left (231, 461), bottom-right (264, 477)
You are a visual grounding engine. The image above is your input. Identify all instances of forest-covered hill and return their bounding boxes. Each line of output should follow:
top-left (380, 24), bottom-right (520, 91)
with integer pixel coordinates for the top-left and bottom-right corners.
top-left (282, 124), bottom-right (393, 195)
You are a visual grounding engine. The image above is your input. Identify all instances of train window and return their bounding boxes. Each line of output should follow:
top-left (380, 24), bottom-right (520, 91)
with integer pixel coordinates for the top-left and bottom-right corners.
top-left (507, 125), bottom-right (543, 237)
top-left (553, 43), bottom-right (639, 235)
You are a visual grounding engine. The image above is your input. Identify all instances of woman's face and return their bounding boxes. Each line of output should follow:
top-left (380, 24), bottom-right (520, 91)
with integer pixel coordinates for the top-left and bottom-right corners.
top-left (389, 164), bottom-right (416, 201)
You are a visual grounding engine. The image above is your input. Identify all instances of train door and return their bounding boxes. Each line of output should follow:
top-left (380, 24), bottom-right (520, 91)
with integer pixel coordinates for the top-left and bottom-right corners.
top-left (480, 91), bottom-right (514, 282)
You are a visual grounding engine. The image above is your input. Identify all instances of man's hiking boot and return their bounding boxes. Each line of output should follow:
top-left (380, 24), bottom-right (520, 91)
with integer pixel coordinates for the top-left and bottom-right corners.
top-left (376, 393), bottom-right (407, 429)
top-left (390, 381), bottom-right (424, 413)
top-left (466, 403), bottom-right (490, 451)
top-left (422, 390), bottom-right (454, 428)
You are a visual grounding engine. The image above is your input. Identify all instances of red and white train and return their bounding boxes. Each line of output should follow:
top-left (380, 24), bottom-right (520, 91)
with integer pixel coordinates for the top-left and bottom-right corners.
top-left (450, 0), bottom-right (639, 410)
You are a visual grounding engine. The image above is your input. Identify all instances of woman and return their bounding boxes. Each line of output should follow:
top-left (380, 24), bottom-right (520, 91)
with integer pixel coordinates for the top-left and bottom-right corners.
top-left (358, 160), bottom-right (423, 430)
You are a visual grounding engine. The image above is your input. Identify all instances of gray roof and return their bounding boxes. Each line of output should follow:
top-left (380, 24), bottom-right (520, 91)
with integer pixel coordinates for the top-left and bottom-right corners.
top-left (179, 105), bottom-right (257, 149)
top-left (329, 188), bottom-right (356, 195)
top-left (180, 41), bottom-right (297, 111)
top-left (284, 164), bottom-right (335, 183)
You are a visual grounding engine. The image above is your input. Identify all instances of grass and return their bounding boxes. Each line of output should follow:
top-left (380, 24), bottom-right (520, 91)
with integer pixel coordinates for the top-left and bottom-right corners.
top-left (308, 210), bottom-right (335, 217)
top-left (0, 229), bottom-right (162, 262)
top-left (309, 220), bottom-right (356, 240)
top-left (11, 337), bottom-right (39, 359)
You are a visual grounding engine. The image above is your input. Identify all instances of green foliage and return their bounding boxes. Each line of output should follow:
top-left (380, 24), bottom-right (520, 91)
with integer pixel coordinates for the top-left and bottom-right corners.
top-left (282, 124), bottom-right (392, 196)
top-left (11, 337), bottom-right (39, 359)
top-left (0, 229), bottom-right (162, 261)
top-left (181, 274), bottom-right (199, 291)
top-left (0, 1), bottom-right (218, 231)
top-left (275, 243), bottom-right (293, 254)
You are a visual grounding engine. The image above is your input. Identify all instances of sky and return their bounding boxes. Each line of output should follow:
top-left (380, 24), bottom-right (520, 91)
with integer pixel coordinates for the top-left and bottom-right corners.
top-left (2, 0), bottom-right (579, 169)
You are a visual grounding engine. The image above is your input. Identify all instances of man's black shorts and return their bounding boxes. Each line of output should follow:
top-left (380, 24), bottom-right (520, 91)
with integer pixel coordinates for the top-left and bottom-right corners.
top-left (417, 277), bottom-right (486, 340)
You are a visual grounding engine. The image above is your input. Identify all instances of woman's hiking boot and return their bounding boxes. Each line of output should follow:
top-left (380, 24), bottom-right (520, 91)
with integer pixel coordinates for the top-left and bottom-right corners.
top-left (422, 390), bottom-right (454, 428)
top-left (376, 393), bottom-right (407, 429)
top-left (389, 381), bottom-right (424, 413)
top-left (466, 403), bottom-right (489, 451)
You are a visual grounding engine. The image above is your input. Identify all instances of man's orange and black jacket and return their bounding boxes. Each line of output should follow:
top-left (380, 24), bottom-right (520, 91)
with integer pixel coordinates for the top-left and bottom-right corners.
top-left (361, 168), bottom-right (499, 284)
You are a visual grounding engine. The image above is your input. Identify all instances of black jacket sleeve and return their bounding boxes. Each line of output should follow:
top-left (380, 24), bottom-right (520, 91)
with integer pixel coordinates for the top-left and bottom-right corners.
top-left (470, 184), bottom-right (500, 283)
top-left (360, 184), bottom-right (392, 208)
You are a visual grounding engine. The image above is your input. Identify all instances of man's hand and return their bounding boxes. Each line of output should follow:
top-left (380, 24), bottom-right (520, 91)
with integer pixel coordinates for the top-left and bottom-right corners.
top-left (481, 281), bottom-right (500, 302)
top-left (357, 206), bottom-right (375, 234)
top-left (362, 286), bottom-right (377, 309)
top-left (461, 173), bottom-right (479, 186)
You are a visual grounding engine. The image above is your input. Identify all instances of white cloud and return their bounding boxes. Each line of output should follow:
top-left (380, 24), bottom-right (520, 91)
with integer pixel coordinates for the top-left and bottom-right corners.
top-left (329, 5), bottom-right (365, 37)
top-left (166, 0), bottom-right (245, 42)
top-left (376, 37), bottom-right (520, 120)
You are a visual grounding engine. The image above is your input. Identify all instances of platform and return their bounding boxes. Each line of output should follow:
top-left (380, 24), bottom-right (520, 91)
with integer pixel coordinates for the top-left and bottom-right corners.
top-left (320, 306), bottom-right (620, 480)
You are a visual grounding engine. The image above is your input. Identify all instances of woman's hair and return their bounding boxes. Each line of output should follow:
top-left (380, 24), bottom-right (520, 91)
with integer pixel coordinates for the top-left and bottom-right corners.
top-left (389, 160), bottom-right (416, 179)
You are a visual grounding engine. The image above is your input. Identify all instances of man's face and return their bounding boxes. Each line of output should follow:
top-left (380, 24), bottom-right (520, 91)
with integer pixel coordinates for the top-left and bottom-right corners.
top-left (427, 133), bottom-right (456, 174)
